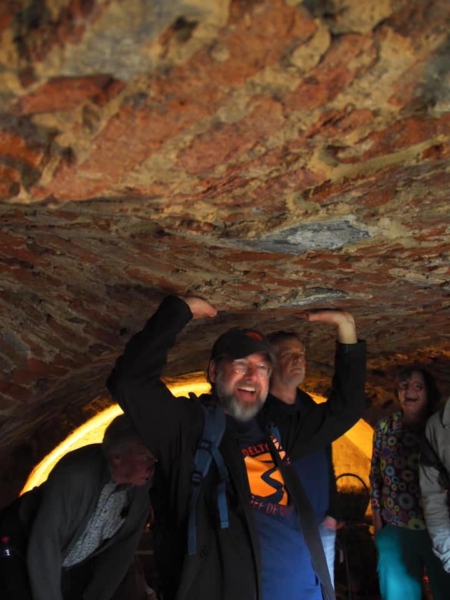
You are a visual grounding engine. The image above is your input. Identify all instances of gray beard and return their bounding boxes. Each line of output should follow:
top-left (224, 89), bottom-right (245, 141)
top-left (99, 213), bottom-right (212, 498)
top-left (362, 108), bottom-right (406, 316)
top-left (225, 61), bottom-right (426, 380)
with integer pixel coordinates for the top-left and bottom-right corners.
top-left (215, 374), bottom-right (265, 422)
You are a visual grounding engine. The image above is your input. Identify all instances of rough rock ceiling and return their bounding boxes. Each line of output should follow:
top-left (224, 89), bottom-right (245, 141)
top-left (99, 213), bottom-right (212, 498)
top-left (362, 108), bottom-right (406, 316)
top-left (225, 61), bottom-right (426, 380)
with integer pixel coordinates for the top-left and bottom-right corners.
top-left (1, 0), bottom-right (450, 499)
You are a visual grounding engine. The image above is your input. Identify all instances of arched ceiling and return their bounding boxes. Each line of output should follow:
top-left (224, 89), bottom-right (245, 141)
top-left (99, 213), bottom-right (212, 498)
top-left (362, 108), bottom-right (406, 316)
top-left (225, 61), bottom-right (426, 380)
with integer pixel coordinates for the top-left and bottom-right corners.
top-left (1, 0), bottom-right (450, 502)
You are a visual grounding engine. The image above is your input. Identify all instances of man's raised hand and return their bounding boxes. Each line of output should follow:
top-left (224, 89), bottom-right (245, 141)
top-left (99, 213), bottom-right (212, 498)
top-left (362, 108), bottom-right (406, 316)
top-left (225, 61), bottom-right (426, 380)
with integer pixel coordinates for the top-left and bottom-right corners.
top-left (298, 309), bottom-right (357, 344)
top-left (181, 296), bottom-right (218, 320)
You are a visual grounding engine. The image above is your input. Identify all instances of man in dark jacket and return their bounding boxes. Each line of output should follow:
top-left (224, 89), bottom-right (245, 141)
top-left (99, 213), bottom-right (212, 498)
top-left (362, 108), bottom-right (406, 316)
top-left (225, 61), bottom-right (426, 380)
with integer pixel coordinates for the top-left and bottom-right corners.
top-left (0, 415), bottom-right (154, 600)
top-left (107, 295), bottom-right (366, 600)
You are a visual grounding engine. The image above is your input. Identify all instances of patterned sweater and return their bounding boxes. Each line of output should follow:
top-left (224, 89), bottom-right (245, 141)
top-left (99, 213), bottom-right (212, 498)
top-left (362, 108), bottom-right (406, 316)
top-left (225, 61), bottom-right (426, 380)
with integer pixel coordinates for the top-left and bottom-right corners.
top-left (369, 410), bottom-right (425, 530)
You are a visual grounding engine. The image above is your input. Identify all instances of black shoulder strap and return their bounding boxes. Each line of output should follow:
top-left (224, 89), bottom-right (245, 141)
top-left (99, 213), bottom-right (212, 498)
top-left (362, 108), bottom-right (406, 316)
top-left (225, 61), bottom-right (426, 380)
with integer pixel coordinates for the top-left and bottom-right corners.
top-left (266, 424), bottom-right (335, 600)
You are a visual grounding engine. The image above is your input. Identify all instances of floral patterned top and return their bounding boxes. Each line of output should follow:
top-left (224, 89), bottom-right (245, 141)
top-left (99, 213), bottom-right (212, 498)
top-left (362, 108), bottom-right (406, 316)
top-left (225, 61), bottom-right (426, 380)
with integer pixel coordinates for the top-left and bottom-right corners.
top-left (369, 410), bottom-right (426, 530)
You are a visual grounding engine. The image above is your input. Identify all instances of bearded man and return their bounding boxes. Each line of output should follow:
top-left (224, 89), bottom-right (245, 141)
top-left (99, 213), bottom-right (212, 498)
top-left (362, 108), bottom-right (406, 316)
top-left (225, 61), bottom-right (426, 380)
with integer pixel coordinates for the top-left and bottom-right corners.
top-left (107, 295), bottom-right (365, 600)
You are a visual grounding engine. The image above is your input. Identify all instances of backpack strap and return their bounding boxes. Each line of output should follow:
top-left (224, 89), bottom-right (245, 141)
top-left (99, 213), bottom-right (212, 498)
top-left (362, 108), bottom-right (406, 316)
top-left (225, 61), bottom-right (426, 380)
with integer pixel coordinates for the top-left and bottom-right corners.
top-left (266, 423), bottom-right (336, 600)
top-left (187, 402), bottom-right (229, 555)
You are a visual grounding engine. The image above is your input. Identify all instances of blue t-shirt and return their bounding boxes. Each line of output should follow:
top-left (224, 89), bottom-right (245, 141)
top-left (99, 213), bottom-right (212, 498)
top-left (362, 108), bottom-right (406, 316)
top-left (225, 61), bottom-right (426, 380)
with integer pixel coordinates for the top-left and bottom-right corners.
top-left (294, 449), bottom-right (329, 522)
top-left (268, 392), bottom-right (331, 522)
top-left (228, 417), bottom-right (322, 600)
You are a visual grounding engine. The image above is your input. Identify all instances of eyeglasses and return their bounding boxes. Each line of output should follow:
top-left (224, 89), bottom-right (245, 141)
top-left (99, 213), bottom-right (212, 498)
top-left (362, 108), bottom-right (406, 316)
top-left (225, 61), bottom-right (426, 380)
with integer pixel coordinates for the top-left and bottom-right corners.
top-left (231, 359), bottom-right (272, 379)
top-left (398, 381), bottom-right (423, 392)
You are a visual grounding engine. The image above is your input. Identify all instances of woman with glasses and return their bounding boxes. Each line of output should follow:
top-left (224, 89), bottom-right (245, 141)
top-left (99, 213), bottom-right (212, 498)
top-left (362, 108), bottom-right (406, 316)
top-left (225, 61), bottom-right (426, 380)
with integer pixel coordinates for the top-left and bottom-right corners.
top-left (369, 366), bottom-right (450, 599)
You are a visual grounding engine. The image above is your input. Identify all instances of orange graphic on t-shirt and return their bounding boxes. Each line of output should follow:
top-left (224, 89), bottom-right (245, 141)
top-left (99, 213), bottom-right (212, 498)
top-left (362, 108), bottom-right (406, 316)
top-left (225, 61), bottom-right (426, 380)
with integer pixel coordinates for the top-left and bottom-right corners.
top-left (244, 449), bottom-right (288, 506)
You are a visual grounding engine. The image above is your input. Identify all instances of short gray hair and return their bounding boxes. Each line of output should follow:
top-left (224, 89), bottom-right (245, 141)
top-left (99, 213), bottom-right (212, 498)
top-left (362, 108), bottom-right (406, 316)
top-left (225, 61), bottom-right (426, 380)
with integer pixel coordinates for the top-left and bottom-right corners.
top-left (102, 414), bottom-right (145, 458)
top-left (267, 330), bottom-right (303, 348)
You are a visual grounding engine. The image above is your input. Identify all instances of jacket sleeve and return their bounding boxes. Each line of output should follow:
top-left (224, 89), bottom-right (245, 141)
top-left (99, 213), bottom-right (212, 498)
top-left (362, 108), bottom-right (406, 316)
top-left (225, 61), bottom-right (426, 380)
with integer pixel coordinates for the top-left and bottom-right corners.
top-left (266, 341), bottom-right (366, 459)
top-left (419, 418), bottom-right (450, 573)
top-left (26, 467), bottom-right (78, 600)
top-left (107, 295), bottom-right (204, 457)
top-left (369, 422), bottom-right (383, 513)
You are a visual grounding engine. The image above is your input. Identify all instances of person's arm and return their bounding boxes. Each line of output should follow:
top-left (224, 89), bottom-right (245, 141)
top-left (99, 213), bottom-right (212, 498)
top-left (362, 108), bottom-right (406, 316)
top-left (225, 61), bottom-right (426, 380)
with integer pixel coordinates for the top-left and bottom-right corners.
top-left (419, 419), bottom-right (450, 573)
top-left (107, 295), bottom-right (217, 456)
top-left (27, 464), bottom-right (82, 600)
top-left (372, 507), bottom-right (383, 531)
top-left (369, 424), bottom-right (384, 532)
top-left (324, 445), bottom-right (341, 526)
top-left (27, 491), bottom-right (64, 600)
top-left (266, 310), bottom-right (366, 456)
top-left (319, 310), bottom-right (357, 345)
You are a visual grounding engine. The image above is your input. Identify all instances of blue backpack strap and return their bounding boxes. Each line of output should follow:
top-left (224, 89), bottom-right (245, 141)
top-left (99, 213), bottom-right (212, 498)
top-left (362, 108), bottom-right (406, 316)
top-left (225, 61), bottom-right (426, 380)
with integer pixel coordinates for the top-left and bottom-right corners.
top-left (188, 402), bottom-right (229, 555)
top-left (266, 422), bottom-right (281, 445)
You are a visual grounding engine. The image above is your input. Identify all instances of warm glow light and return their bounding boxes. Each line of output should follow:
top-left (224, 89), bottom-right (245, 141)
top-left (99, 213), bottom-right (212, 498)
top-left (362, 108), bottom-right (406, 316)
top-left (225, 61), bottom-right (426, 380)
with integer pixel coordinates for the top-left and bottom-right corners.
top-left (22, 404), bottom-right (122, 493)
top-left (310, 392), bottom-right (373, 458)
top-left (22, 380), bottom-right (210, 493)
top-left (22, 380), bottom-right (373, 494)
top-left (342, 418), bottom-right (374, 459)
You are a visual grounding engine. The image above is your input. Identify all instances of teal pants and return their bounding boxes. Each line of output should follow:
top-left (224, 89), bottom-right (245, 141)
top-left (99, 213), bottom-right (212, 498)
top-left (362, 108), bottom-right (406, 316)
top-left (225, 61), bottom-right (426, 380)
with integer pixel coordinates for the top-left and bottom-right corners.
top-left (375, 524), bottom-right (450, 600)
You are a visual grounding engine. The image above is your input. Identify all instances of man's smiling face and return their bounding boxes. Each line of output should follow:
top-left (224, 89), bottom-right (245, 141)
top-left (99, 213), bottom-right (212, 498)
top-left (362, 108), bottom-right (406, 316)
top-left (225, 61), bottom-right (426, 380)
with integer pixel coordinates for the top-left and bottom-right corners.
top-left (398, 370), bottom-right (428, 416)
top-left (209, 352), bottom-right (271, 422)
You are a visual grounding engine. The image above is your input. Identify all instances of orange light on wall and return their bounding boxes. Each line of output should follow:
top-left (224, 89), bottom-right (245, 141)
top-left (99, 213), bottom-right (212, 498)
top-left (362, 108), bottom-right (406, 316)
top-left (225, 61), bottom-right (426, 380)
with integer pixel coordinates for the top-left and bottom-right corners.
top-left (22, 380), bottom-right (210, 492)
top-left (22, 380), bottom-right (373, 495)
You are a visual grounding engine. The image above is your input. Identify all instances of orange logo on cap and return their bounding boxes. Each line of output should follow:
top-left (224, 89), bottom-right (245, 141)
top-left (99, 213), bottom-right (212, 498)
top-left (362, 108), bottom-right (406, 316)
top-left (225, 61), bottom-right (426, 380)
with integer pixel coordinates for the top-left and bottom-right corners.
top-left (246, 331), bottom-right (263, 341)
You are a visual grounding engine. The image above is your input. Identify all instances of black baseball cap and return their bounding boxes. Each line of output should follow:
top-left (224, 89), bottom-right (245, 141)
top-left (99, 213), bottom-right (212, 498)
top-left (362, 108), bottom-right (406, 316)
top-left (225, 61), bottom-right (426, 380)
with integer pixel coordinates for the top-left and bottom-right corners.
top-left (210, 327), bottom-right (273, 361)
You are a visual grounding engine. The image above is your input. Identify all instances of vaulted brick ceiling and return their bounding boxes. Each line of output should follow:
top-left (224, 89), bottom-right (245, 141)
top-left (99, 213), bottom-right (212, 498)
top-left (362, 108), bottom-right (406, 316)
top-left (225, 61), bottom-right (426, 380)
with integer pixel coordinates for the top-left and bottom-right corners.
top-left (1, 0), bottom-right (450, 500)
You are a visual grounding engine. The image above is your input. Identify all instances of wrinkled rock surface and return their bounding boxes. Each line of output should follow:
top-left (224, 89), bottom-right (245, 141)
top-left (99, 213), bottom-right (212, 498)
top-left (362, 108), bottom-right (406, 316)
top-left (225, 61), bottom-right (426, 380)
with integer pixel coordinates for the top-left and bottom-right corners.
top-left (0, 0), bottom-right (449, 502)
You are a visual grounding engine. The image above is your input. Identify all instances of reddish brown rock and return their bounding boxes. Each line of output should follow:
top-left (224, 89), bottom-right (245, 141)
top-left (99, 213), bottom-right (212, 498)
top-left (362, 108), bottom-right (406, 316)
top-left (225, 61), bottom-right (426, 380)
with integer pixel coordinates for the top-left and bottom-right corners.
top-left (0, 0), bottom-right (450, 506)
top-left (11, 76), bottom-right (119, 115)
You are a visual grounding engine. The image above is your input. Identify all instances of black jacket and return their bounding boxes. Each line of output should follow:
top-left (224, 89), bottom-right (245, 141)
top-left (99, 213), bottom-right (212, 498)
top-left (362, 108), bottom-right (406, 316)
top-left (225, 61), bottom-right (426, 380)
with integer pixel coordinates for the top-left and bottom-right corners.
top-left (265, 390), bottom-right (341, 521)
top-left (107, 295), bottom-right (366, 600)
